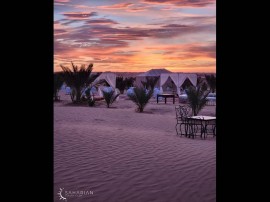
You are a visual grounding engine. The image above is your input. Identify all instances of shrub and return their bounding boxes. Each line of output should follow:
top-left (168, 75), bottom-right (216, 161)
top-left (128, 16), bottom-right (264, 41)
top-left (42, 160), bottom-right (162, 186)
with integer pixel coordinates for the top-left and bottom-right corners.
top-left (60, 62), bottom-right (99, 103)
top-left (84, 87), bottom-right (95, 107)
top-left (205, 74), bottom-right (216, 93)
top-left (116, 77), bottom-right (126, 94)
top-left (102, 89), bottom-right (120, 108)
top-left (128, 87), bottom-right (153, 112)
top-left (186, 85), bottom-right (209, 116)
top-left (125, 77), bottom-right (136, 88)
top-left (141, 76), bottom-right (159, 91)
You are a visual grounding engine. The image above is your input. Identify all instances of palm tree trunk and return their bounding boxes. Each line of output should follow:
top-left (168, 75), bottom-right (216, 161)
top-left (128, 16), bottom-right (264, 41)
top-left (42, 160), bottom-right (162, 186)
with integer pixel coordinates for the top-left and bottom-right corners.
top-left (76, 88), bottom-right (81, 102)
top-left (194, 107), bottom-right (198, 116)
top-left (193, 108), bottom-right (197, 116)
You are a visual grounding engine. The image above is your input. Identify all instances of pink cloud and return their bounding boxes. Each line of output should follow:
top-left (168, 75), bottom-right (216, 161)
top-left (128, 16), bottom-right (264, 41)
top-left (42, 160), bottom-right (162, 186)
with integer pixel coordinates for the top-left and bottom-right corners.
top-left (142, 0), bottom-right (215, 7)
top-left (54, 1), bottom-right (216, 72)
top-left (55, 0), bottom-right (70, 3)
top-left (62, 12), bottom-right (97, 19)
top-left (128, 6), bottom-right (148, 12)
top-left (54, 40), bottom-right (216, 72)
top-left (98, 3), bottom-right (149, 12)
top-left (86, 18), bottom-right (118, 25)
top-left (159, 42), bottom-right (216, 60)
top-left (99, 3), bottom-right (134, 10)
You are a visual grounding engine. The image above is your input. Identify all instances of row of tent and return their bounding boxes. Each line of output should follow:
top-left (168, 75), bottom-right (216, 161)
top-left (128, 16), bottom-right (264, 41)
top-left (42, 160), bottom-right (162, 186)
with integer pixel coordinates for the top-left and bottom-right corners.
top-left (63, 69), bottom-right (199, 96)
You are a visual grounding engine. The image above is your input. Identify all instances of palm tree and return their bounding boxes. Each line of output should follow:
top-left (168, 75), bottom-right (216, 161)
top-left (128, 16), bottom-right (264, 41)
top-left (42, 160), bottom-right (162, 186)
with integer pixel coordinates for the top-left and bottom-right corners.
top-left (125, 77), bottom-right (136, 88)
top-left (60, 62), bottom-right (97, 103)
top-left (186, 85), bottom-right (209, 116)
top-left (197, 76), bottom-right (208, 92)
top-left (182, 78), bottom-right (193, 91)
top-left (205, 74), bottom-right (216, 93)
top-left (54, 72), bottom-right (63, 101)
top-left (102, 89), bottom-right (120, 108)
top-left (116, 77), bottom-right (126, 94)
top-left (128, 87), bottom-right (153, 112)
top-left (141, 76), bottom-right (159, 91)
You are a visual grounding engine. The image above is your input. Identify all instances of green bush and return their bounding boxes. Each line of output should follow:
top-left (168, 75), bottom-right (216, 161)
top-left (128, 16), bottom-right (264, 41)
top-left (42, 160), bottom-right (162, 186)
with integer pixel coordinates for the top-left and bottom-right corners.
top-left (141, 76), bottom-right (159, 91)
top-left (84, 87), bottom-right (95, 107)
top-left (186, 85), bottom-right (209, 116)
top-left (116, 77), bottom-right (126, 94)
top-left (125, 77), bottom-right (136, 88)
top-left (205, 74), bottom-right (216, 93)
top-left (60, 62), bottom-right (99, 103)
top-left (102, 89), bottom-right (120, 108)
top-left (128, 87), bottom-right (153, 112)
top-left (88, 98), bottom-right (95, 107)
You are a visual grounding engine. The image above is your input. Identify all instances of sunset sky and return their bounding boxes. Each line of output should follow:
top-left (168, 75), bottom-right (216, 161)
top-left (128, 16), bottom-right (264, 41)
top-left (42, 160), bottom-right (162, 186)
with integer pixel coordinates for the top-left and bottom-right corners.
top-left (54, 0), bottom-right (216, 72)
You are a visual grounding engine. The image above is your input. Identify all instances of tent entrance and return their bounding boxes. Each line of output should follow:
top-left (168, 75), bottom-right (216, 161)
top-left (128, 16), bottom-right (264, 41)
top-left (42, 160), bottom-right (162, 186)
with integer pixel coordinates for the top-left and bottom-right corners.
top-left (181, 78), bottom-right (194, 91)
top-left (161, 76), bottom-right (177, 94)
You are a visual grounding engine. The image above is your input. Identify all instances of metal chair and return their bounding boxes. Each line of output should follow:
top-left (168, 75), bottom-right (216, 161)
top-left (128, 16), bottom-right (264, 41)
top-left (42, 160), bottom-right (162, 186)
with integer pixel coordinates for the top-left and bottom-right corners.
top-left (175, 105), bottom-right (190, 136)
top-left (187, 118), bottom-right (204, 139)
top-left (204, 119), bottom-right (216, 137)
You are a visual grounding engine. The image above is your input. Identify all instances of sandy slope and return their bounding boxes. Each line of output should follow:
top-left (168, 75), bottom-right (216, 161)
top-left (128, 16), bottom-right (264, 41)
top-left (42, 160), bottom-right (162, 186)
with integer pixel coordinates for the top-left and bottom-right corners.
top-left (54, 93), bottom-right (216, 202)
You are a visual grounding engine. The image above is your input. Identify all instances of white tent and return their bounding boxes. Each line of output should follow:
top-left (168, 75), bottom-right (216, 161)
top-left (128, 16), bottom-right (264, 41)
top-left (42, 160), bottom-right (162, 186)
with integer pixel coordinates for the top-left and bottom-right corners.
top-left (160, 73), bottom-right (197, 95)
top-left (92, 72), bottom-right (117, 97)
top-left (93, 72), bottom-right (116, 88)
top-left (135, 68), bottom-right (171, 87)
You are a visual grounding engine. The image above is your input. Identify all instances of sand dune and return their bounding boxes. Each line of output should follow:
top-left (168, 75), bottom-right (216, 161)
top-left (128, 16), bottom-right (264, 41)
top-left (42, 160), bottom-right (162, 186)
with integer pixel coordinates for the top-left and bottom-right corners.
top-left (54, 93), bottom-right (216, 202)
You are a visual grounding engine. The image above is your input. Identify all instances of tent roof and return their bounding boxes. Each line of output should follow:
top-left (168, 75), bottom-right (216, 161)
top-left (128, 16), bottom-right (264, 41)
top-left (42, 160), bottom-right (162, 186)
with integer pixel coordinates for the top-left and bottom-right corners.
top-left (137, 68), bottom-right (171, 77)
top-left (92, 72), bottom-right (116, 88)
top-left (159, 73), bottom-right (198, 94)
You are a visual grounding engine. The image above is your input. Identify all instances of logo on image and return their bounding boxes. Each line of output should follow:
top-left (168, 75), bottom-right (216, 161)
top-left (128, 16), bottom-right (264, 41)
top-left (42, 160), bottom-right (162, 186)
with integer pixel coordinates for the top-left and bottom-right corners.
top-left (57, 187), bottom-right (94, 201)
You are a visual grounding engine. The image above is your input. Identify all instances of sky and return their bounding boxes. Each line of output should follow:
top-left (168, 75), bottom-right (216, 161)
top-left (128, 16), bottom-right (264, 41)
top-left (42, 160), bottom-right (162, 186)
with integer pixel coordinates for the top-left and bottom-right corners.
top-left (54, 0), bottom-right (216, 73)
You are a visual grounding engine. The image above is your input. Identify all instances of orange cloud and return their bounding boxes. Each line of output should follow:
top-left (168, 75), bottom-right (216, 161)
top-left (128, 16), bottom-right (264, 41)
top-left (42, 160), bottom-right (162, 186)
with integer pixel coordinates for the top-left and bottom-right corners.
top-left (61, 12), bottom-right (97, 19)
top-left (142, 0), bottom-right (215, 7)
top-left (99, 3), bottom-right (134, 10)
top-left (54, 41), bottom-right (216, 73)
top-left (54, 1), bottom-right (216, 73)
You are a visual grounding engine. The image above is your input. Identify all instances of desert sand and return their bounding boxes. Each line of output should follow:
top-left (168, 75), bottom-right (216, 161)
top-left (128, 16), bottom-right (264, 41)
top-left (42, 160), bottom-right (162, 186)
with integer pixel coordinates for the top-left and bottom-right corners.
top-left (54, 92), bottom-right (216, 202)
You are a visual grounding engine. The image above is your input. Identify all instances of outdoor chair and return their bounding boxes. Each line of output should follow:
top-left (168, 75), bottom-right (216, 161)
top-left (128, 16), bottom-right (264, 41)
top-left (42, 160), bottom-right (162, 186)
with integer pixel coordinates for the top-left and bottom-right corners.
top-left (204, 119), bottom-right (216, 137)
top-left (175, 105), bottom-right (190, 136)
top-left (187, 118), bottom-right (204, 139)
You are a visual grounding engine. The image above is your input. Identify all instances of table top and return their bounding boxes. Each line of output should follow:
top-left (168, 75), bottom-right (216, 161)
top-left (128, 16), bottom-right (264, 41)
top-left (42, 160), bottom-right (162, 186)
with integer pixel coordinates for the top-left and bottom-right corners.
top-left (188, 116), bottom-right (216, 121)
top-left (157, 94), bottom-right (175, 96)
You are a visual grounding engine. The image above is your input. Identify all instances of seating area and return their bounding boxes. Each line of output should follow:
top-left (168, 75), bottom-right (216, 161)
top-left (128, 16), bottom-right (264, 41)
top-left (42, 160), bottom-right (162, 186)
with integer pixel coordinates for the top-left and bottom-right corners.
top-left (175, 105), bottom-right (216, 139)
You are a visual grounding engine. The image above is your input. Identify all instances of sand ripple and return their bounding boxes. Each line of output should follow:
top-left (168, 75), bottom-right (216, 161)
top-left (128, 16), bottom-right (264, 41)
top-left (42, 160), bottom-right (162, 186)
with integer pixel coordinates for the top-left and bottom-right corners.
top-left (54, 97), bottom-right (216, 202)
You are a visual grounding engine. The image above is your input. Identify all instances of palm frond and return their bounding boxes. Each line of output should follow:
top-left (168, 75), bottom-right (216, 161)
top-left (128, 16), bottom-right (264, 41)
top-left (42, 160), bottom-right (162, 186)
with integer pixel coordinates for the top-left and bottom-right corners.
top-left (186, 85), bottom-right (209, 116)
top-left (116, 77), bottom-right (126, 93)
top-left (125, 77), bottom-right (136, 88)
top-left (141, 77), bottom-right (159, 90)
top-left (205, 74), bottom-right (216, 93)
top-left (102, 89), bottom-right (120, 108)
top-left (60, 62), bottom-right (94, 103)
top-left (128, 87), bottom-right (153, 112)
top-left (111, 93), bottom-right (120, 103)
